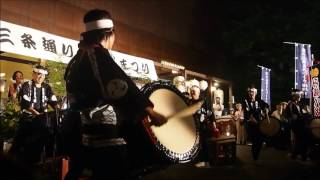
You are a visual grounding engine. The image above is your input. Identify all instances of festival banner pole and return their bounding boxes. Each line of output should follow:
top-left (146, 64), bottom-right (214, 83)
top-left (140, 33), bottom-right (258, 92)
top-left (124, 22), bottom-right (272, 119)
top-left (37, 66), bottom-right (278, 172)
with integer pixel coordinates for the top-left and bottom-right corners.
top-left (283, 42), bottom-right (312, 98)
top-left (283, 42), bottom-right (298, 89)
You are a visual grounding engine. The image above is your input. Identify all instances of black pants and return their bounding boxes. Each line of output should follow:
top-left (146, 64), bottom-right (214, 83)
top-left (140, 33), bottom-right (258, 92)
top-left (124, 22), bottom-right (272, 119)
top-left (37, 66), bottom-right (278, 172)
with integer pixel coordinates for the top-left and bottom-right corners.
top-left (198, 123), bottom-right (213, 162)
top-left (9, 115), bottom-right (53, 164)
top-left (247, 123), bottom-right (264, 160)
top-left (65, 145), bottom-right (130, 180)
top-left (291, 128), bottom-right (311, 160)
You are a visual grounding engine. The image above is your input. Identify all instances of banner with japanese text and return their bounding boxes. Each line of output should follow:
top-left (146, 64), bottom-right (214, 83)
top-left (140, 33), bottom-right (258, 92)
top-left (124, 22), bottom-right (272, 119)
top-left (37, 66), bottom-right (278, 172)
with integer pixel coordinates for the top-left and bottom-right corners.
top-left (0, 20), bottom-right (158, 80)
top-left (0, 20), bottom-right (78, 63)
top-left (260, 66), bottom-right (271, 105)
top-left (310, 64), bottom-right (320, 117)
top-left (295, 43), bottom-right (312, 98)
top-left (110, 51), bottom-right (158, 80)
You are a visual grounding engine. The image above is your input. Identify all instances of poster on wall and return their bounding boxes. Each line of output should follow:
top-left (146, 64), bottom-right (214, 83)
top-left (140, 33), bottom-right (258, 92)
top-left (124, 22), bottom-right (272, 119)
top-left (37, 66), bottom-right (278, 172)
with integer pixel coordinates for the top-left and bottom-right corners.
top-left (310, 64), bottom-right (320, 117)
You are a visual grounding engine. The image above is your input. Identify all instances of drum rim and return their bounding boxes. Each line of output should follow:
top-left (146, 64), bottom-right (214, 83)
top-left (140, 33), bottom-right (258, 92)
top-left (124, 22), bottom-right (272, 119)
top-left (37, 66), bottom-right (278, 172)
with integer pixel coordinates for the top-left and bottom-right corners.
top-left (259, 117), bottom-right (281, 137)
top-left (310, 118), bottom-right (320, 138)
top-left (141, 81), bottom-right (200, 163)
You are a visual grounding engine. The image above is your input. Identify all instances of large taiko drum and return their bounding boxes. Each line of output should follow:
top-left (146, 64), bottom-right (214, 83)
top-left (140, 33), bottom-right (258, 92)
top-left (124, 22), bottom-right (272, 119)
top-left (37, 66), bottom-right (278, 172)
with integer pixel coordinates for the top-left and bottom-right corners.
top-left (259, 117), bottom-right (281, 137)
top-left (127, 81), bottom-right (200, 174)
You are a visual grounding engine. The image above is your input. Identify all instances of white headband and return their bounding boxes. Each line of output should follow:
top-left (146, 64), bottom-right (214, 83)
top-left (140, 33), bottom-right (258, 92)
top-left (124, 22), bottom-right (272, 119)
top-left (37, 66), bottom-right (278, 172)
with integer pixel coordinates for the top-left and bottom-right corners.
top-left (33, 68), bottom-right (48, 75)
top-left (85, 19), bottom-right (114, 32)
top-left (292, 91), bottom-right (302, 95)
top-left (248, 88), bottom-right (257, 93)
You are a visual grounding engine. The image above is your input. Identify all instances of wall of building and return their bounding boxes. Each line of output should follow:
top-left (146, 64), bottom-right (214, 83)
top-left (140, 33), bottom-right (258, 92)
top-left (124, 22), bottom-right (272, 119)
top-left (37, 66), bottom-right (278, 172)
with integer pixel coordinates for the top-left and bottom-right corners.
top-left (0, 0), bottom-right (210, 70)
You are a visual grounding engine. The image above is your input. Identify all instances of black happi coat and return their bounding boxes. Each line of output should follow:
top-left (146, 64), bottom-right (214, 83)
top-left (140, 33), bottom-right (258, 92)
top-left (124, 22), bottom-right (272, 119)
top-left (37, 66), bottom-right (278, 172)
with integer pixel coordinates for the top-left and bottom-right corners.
top-left (64, 44), bottom-right (152, 141)
top-left (243, 98), bottom-right (269, 124)
top-left (20, 80), bottom-right (57, 113)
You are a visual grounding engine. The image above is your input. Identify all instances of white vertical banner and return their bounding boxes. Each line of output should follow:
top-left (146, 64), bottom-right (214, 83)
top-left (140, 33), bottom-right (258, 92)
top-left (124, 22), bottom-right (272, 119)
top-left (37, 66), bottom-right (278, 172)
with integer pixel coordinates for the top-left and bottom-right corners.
top-left (259, 65), bottom-right (271, 105)
top-left (295, 43), bottom-right (312, 98)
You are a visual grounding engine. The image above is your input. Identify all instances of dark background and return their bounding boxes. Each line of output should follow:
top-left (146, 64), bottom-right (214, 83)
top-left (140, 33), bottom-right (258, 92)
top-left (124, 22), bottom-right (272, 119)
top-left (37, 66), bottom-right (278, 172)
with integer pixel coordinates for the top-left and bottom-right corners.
top-left (1, 0), bottom-right (320, 109)
top-left (191, 0), bottom-right (320, 108)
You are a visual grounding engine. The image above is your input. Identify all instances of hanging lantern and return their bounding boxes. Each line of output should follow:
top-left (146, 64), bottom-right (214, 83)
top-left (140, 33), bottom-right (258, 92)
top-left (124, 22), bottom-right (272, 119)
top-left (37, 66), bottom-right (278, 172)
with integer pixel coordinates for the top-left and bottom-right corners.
top-left (199, 80), bottom-right (208, 91)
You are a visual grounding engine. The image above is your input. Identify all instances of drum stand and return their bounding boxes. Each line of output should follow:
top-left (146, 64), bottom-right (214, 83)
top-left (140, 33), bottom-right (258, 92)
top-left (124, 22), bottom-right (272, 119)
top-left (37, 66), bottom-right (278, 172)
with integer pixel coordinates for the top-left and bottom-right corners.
top-left (40, 109), bottom-right (61, 177)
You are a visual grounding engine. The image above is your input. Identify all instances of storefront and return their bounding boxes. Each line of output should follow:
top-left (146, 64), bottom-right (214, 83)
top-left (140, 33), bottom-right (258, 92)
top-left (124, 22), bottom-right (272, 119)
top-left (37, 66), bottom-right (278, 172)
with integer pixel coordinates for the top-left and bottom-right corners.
top-left (154, 60), bottom-right (233, 115)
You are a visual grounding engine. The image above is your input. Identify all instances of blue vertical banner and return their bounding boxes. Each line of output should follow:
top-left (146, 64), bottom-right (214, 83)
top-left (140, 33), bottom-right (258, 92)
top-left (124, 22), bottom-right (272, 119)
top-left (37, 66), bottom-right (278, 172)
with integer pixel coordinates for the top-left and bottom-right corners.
top-left (295, 43), bottom-right (312, 98)
top-left (260, 66), bottom-right (271, 105)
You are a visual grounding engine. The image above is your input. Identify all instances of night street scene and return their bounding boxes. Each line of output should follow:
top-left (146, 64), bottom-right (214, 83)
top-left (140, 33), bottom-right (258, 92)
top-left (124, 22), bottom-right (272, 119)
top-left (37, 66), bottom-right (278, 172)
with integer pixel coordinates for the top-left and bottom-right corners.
top-left (0, 0), bottom-right (320, 180)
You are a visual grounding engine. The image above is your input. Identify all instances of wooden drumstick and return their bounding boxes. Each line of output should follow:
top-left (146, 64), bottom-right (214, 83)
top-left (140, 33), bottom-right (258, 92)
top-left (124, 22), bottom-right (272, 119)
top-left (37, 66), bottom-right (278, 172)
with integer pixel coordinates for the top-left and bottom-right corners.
top-left (265, 109), bottom-right (270, 124)
top-left (166, 100), bottom-right (204, 120)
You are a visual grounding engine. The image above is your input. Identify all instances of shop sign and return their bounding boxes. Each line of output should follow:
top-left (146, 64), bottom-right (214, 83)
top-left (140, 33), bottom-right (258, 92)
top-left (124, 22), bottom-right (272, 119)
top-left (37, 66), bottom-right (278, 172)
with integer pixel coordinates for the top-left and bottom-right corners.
top-left (0, 20), bottom-right (158, 80)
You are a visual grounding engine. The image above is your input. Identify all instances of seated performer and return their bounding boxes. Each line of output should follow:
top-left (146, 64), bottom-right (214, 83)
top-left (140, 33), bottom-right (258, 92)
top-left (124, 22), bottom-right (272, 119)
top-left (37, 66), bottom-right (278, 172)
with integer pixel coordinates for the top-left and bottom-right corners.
top-left (9, 65), bottom-right (59, 165)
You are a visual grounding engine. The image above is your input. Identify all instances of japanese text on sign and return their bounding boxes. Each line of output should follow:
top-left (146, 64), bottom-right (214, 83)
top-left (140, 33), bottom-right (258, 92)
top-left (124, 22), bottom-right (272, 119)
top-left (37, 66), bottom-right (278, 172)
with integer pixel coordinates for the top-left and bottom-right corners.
top-left (111, 51), bottom-right (158, 80)
top-left (0, 20), bottom-right (158, 80)
top-left (0, 20), bottom-right (77, 63)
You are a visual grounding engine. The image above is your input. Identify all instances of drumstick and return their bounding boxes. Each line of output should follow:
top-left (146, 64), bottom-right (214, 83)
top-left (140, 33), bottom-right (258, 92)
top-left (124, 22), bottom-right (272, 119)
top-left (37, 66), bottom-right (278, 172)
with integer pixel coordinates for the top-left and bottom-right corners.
top-left (166, 100), bottom-right (204, 120)
top-left (265, 111), bottom-right (270, 124)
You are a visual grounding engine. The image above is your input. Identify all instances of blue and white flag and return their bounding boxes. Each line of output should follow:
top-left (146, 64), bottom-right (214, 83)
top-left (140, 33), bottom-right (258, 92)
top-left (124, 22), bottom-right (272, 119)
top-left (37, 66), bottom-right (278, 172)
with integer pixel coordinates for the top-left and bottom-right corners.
top-left (260, 66), bottom-right (271, 105)
top-left (295, 43), bottom-right (312, 98)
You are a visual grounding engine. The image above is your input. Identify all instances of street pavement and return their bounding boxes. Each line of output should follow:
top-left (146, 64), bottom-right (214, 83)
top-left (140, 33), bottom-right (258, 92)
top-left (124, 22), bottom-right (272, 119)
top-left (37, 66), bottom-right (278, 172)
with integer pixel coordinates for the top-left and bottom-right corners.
top-left (142, 145), bottom-right (320, 180)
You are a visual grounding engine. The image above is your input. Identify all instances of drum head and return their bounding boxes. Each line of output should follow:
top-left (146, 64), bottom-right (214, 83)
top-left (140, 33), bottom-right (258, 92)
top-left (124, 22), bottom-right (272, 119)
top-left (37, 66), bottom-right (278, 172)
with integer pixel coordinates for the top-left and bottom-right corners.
top-left (142, 81), bottom-right (199, 163)
top-left (310, 118), bottom-right (320, 138)
top-left (259, 117), bottom-right (280, 137)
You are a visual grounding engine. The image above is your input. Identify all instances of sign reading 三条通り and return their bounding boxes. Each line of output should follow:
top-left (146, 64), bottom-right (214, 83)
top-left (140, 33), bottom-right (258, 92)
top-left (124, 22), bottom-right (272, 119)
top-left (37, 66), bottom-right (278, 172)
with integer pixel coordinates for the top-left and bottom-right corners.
top-left (310, 64), bottom-right (320, 117)
top-left (0, 20), bottom-right (158, 80)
